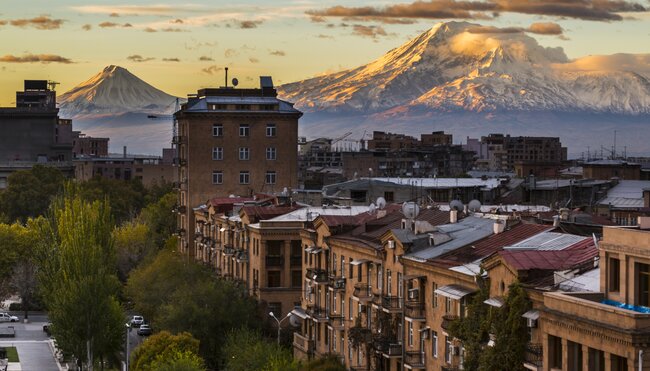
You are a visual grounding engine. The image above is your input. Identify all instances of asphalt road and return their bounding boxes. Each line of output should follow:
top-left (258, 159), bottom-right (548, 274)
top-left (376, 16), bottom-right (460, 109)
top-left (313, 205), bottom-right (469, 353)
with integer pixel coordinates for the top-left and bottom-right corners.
top-left (0, 313), bottom-right (58, 371)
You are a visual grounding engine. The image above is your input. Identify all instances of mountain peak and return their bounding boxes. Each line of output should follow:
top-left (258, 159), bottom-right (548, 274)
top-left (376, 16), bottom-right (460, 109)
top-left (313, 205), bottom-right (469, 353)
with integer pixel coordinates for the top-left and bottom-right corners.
top-left (102, 65), bottom-right (127, 74)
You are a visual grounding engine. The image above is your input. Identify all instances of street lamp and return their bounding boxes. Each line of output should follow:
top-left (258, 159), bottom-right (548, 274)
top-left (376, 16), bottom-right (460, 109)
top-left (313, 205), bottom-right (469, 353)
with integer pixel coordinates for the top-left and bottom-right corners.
top-left (268, 311), bottom-right (291, 345)
top-left (125, 323), bottom-right (132, 371)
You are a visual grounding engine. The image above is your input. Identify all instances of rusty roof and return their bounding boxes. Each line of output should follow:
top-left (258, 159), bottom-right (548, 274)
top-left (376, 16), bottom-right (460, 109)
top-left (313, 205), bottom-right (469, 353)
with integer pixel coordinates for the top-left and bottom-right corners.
top-left (499, 240), bottom-right (597, 271)
top-left (241, 205), bottom-right (303, 222)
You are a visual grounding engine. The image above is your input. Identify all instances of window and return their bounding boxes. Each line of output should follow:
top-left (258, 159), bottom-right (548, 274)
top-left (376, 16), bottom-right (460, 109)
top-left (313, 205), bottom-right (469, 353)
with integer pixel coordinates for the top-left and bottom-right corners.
top-left (445, 297), bottom-right (452, 314)
top-left (266, 147), bottom-right (277, 160)
top-left (332, 254), bottom-right (337, 276)
top-left (432, 331), bottom-right (438, 358)
top-left (609, 257), bottom-right (620, 292)
top-left (212, 124), bottom-right (223, 137)
top-left (408, 321), bottom-right (413, 346)
top-left (239, 147), bottom-right (250, 160)
top-left (266, 123), bottom-right (276, 137)
top-left (637, 262), bottom-right (650, 307)
top-left (239, 124), bottom-right (249, 137)
top-left (212, 147), bottom-right (223, 160)
top-left (341, 257), bottom-right (345, 278)
top-left (212, 171), bottom-right (223, 184)
top-left (332, 293), bottom-right (337, 313)
top-left (239, 171), bottom-right (250, 184)
top-left (291, 270), bottom-right (302, 288)
top-left (433, 283), bottom-right (438, 308)
top-left (349, 260), bottom-right (354, 279)
top-left (349, 299), bottom-right (353, 320)
top-left (341, 296), bottom-right (345, 317)
top-left (387, 270), bottom-right (392, 295)
top-left (268, 302), bottom-right (281, 317)
top-left (265, 171), bottom-right (276, 185)
top-left (445, 336), bottom-right (452, 364)
top-left (267, 271), bottom-right (281, 288)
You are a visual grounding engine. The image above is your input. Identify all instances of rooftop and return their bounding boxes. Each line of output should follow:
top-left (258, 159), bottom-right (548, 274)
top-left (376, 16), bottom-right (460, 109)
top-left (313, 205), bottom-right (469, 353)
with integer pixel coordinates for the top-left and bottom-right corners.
top-left (598, 180), bottom-right (650, 208)
top-left (503, 231), bottom-right (589, 251)
top-left (267, 205), bottom-right (371, 222)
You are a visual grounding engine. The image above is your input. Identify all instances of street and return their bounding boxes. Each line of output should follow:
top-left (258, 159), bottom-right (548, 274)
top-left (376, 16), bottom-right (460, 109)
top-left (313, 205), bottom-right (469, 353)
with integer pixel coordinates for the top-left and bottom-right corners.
top-left (0, 313), bottom-right (59, 371)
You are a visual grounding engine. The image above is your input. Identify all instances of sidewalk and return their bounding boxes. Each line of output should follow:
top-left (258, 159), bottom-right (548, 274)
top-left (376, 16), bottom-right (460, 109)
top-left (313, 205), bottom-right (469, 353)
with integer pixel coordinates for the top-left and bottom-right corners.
top-left (7, 362), bottom-right (22, 371)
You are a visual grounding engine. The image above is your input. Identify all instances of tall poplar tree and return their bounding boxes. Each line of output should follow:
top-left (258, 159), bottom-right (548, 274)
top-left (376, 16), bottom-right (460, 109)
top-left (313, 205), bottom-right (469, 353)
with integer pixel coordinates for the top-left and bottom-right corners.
top-left (35, 188), bottom-right (123, 370)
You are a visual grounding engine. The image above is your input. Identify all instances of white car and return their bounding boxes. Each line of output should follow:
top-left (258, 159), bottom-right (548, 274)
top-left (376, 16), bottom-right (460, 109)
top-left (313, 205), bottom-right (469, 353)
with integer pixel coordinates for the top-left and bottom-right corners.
top-left (0, 313), bottom-right (18, 322)
top-left (130, 315), bottom-right (144, 327)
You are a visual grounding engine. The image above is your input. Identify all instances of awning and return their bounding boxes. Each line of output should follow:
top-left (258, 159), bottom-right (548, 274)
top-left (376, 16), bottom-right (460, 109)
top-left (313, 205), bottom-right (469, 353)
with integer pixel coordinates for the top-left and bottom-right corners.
top-left (435, 284), bottom-right (476, 300)
top-left (290, 307), bottom-right (308, 320)
top-left (350, 259), bottom-right (369, 266)
top-left (304, 246), bottom-right (323, 254)
top-left (484, 297), bottom-right (505, 308)
top-left (522, 310), bottom-right (539, 320)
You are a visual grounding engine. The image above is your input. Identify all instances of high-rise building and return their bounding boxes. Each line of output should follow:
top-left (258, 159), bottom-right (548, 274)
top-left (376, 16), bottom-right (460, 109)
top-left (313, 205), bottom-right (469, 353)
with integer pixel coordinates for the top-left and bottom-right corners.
top-left (174, 76), bottom-right (302, 256)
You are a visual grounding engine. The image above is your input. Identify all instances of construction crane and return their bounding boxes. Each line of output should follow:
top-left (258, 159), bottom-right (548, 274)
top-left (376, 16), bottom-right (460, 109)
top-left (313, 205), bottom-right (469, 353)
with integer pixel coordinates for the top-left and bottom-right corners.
top-left (147, 98), bottom-right (181, 159)
top-left (331, 131), bottom-right (353, 146)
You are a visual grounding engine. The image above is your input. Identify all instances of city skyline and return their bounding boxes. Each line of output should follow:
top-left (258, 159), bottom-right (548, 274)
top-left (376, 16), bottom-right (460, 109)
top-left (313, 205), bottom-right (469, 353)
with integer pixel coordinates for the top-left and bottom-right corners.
top-left (1, 0), bottom-right (649, 105)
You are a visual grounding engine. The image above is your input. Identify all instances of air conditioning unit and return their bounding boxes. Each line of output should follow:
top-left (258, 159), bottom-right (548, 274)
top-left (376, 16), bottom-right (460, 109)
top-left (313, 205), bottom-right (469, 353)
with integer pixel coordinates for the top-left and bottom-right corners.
top-left (527, 318), bottom-right (537, 328)
top-left (408, 288), bottom-right (419, 300)
top-left (387, 240), bottom-right (395, 249)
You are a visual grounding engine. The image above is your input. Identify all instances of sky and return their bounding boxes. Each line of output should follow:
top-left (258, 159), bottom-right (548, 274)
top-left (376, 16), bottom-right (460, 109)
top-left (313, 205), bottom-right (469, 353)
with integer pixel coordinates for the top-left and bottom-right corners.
top-left (0, 0), bottom-right (649, 106)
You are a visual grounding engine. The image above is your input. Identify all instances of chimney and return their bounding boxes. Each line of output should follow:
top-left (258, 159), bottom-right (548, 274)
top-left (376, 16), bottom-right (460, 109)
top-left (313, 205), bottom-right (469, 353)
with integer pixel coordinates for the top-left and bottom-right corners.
top-left (644, 188), bottom-right (650, 208)
top-left (450, 210), bottom-right (458, 224)
top-left (493, 220), bottom-right (506, 234)
top-left (123, 146), bottom-right (127, 159)
top-left (639, 216), bottom-right (650, 230)
top-left (552, 215), bottom-right (560, 227)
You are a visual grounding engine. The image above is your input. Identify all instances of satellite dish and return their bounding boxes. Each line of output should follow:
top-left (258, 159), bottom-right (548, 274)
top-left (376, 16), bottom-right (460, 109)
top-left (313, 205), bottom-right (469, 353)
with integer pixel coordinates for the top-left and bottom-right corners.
top-left (289, 313), bottom-right (301, 327)
top-left (450, 200), bottom-right (464, 212)
top-left (376, 197), bottom-right (387, 209)
top-left (468, 199), bottom-right (482, 212)
top-left (368, 203), bottom-right (376, 213)
top-left (232, 78), bottom-right (239, 87)
top-left (401, 202), bottom-right (420, 219)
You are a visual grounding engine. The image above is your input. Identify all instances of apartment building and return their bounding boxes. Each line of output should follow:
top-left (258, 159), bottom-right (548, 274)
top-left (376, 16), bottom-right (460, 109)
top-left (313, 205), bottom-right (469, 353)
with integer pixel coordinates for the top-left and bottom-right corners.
top-left (292, 203), bottom-right (604, 371)
top-left (479, 134), bottom-right (567, 173)
top-left (174, 76), bottom-right (302, 256)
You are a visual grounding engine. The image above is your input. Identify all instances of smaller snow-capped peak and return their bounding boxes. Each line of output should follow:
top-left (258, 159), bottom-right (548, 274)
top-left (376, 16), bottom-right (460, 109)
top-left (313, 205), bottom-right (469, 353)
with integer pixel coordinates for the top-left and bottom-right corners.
top-left (59, 65), bottom-right (177, 119)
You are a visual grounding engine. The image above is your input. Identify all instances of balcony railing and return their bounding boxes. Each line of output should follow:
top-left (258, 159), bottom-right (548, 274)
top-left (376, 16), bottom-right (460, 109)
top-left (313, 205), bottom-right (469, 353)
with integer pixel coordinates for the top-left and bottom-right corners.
top-left (222, 246), bottom-right (235, 256)
top-left (382, 295), bottom-right (402, 311)
top-left (373, 337), bottom-right (402, 357)
top-left (404, 352), bottom-right (426, 368)
top-left (328, 314), bottom-right (345, 330)
top-left (353, 283), bottom-right (373, 302)
top-left (306, 305), bottom-right (328, 322)
top-left (306, 268), bottom-right (328, 284)
top-left (290, 255), bottom-right (302, 267)
top-left (525, 343), bottom-right (543, 367)
top-left (293, 332), bottom-right (314, 354)
top-left (441, 314), bottom-right (460, 331)
top-left (404, 301), bottom-right (426, 320)
top-left (265, 255), bottom-right (284, 267)
top-left (329, 277), bottom-right (346, 291)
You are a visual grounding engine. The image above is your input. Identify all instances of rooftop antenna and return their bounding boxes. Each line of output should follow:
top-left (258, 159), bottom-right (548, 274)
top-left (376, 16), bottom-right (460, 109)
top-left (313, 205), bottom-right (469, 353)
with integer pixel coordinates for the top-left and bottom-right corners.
top-left (48, 81), bottom-right (60, 91)
top-left (225, 67), bottom-right (229, 88)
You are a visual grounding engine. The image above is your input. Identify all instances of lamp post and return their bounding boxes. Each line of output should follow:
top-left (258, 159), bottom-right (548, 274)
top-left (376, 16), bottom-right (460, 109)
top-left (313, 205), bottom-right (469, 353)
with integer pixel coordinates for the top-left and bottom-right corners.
top-left (268, 311), bottom-right (291, 345)
top-left (125, 323), bottom-right (131, 371)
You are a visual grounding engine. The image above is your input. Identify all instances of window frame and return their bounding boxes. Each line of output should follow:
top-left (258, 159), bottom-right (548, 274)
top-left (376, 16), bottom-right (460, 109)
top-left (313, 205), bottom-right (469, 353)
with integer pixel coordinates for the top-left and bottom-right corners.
top-left (238, 147), bottom-right (250, 161)
top-left (212, 147), bottom-right (223, 160)
top-left (212, 171), bottom-right (223, 184)
top-left (212, 124), bottom-right (223, 137)
top-left (239, 124), bottom-right (250, 137)
top-left (239, 171), bottom-right (250, 184)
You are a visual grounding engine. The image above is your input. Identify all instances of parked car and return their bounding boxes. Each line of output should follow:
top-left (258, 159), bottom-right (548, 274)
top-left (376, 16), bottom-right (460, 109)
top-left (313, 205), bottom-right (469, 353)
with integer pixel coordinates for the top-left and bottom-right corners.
top-left (0, 313), bottom-right (18, 322)
top-left (137, 324), bottom-right (152, 336)
top-left (130, 315), bottom-right (144, 327)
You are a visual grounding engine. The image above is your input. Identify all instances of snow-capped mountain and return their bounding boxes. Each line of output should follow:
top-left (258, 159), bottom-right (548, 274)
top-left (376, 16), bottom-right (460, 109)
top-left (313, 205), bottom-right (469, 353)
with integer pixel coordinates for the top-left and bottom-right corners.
top-left (58, 65), bottom-right (178, 119)
top-left (279, 21), bottom-right (650, 115)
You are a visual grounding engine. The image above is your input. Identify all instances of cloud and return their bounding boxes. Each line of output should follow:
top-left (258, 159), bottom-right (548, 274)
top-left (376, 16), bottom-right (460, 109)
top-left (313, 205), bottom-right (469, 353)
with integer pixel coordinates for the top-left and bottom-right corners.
top-left (109, 12), bottom-right (119, 17)
top-left (0, 54), bottom-right (73, 64)
top-left (307, 0), bottom-right (648, 22)
top-left (82, 24), bottom-right (92, 31)
top-left (144, 27), bottom-right (157, 32)
top-left (9, 16), bottom-right (64, 30)
top-left (249, 57), bottom-right (260, 63)
top-left (224, 49), bottom-right (238, 58)
top-left (269, 50), bottom-right (286, 56)
top-left (99, 22), bottom-right (132, 28)
top-left (234, 20), bottom-right (264, 29)
top-left (127, 55), bottom-right (155, 62)
top-left (172, 19), bottom-right (184, 24)
top-left (467, 22), bottom-right (566, 37)
top-left (556, 53), bottom-right (650, 74)
top-left (315, 34), bottom-right (334, 39)
top-left (202, 65), bottom-right (222, 75)
top-left (351, 24), bottom-right (391, 39)
top-left (0, 21), bottom-right (6, 26)
top-left (526, 22), bottom-right (564, 35)
top-left (163, 58), bottom-right (180, 62)
top-left (199, 56), bottom-right (214, 61)
top-left (71, 5), bottom-right (204, 16)
top-left (160, 27), bottom-right (184, 32)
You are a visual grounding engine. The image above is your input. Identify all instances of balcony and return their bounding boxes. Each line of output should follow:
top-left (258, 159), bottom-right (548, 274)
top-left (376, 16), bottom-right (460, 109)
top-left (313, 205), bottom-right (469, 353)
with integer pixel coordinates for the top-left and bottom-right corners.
top-left (404, 301), bottom-right (426, 321)
top-left (235, 251), bottom-right (248, 263)
top-left (290, 255), bottom-right (302, 267)
top-left (328, 314), bottom-right (345, 330)
top-left (404, 351), bottom-right (425, 369)
top-left (441, 315), bottom-right (460, 331)
top-left (265, 255), bottom-right (284, 267)
top-left (306, 305), bottom-right (328, 322)
top-left (293, 332), bottom-right (314, 354)
top-left (525, 343), bottom-right (543, 368)
top-left (353, 283), bottom-right (373, 303)
top-left (306, 268), bottom-right (328, 284)
top-left (373, 337), bottom-right (402, 358)
top-left (381, 295), bottom-right (402, 312)
top-left (222, 246), bottom-right (235, 256)
top-left (329, 277), bottom-right (346, 291)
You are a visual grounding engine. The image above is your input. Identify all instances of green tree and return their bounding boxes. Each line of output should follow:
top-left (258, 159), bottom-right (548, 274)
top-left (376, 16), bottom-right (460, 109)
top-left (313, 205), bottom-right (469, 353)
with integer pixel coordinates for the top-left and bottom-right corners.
top-left (449, 275), bottom-right (491, 371)
top-left (139, 192), bottom-right (177, 248)
top-left (34, 189), bottom-right (123, 370)
top-left (222, 328), bottom-right (295, 371)
top-left (300, 356), bottom-right (346, 371)
top-left (478, 281), bottom-right (531, 371)
top-left (10, 220), bottom-right (40, 320)
top-left (113, 221), bottom-right (157, 281)
top-left (130, 331), bottom-right (202, 371)
top-left (149, 350), bottom-right (206, 371)
top-left (0, 223), bottom-right (30, 301)
top-left (0, 165), bottom-right (65, 222)
top-left (77, 177), bottom-right (147, 224)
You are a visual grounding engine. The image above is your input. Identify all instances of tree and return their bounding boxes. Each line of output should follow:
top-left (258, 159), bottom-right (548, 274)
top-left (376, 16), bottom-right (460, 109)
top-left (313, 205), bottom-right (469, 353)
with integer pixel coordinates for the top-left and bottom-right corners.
top-left (449, 275), bottom-right (491, 371)
top-left (113, 221), bottom-right (157, 281)
top-left (478, 281), bottom-right (531, 371)
top-left (300, 356), bottom-right (346, 371)
top-left (77, 177), bottom-right (147, 224)
top-left (130, 331), bottom-right (203, 371)
top-left (149, 350), bottom-right (206, 371)
top-left (0, 223), bottom-right (29, 302)
top-left (138, 192), bottom-right (177, 248)
top-left (0, 165), bottom-right (65, 222)
top-left (34, 189), bottom-right (123, 370)
top-left (222, 328), bottom-right (296, 371)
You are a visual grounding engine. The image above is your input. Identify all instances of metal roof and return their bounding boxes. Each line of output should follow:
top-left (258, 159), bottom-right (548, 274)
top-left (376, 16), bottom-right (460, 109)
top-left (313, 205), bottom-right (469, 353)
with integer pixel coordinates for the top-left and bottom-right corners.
top-left (598, 180), bottom-right (650, 208)
top-left (370, 177), bottom-right (502, 190)
top-left (184, 96), bottom-right (301, 114)
top-left (558, 268), bottom-right (600, 292)
top-left (504, 231), bottom-right (588, 251)
top-left (268, 206), bottom-right (370, 222)
top-left (435, 284), bottom-right (476, 300)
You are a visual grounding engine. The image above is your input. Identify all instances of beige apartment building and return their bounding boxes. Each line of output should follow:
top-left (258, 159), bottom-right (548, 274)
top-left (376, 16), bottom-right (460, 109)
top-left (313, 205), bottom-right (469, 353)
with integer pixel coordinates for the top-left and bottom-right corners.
top-left (174, 77), bottom-right (302, 256)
